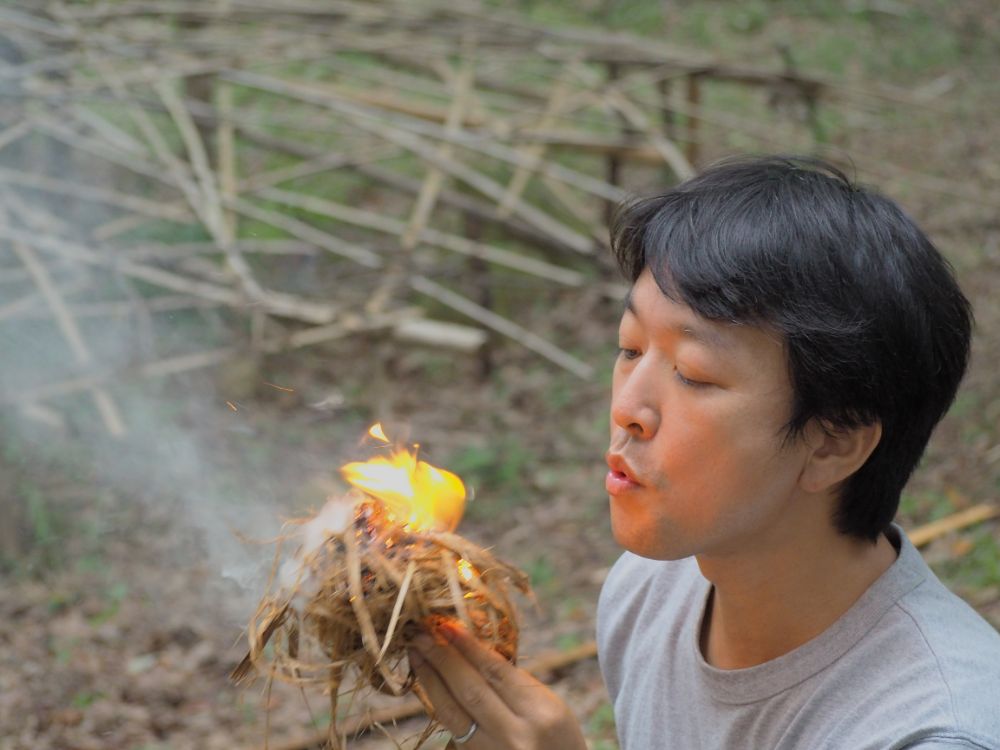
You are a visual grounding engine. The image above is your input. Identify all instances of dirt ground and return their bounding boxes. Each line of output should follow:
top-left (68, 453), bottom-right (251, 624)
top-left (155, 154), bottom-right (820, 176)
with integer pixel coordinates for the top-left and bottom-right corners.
top-left (2, 3), bottom-right (1000, 750)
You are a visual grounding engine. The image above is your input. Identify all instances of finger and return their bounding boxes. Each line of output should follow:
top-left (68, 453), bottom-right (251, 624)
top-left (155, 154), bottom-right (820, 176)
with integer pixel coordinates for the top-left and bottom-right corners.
top-left (436, 620), bottom-right (544, 714)
top-left (408, 649), bottom-right (481, 742)
top-left (411, 633), bottom-right (510, 735)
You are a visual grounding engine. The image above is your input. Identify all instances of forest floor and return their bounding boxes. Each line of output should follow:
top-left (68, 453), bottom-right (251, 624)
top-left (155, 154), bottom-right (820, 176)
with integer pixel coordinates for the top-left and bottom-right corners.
top-left (2, 2), bottom-right (999, 749)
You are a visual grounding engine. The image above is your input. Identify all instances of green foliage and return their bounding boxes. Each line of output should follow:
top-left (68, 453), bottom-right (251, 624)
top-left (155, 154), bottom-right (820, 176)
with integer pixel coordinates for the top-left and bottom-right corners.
top-left (526, 553), bottom-right (557, 591)
top-left (51, 637), bottom-right (77, 666)
top-left (898, 489), bottom-right (955, 523)
top-left (449, 437), bottom-right (535, 518)
top-left (587, 701), bottom-right (619, 749)
top-left (936, 529), bottom-right (1000, 591)
top-left (71, 690), bottom-right (105, 709)
top-left (587, 701), bottom-right (617, 734)
top-left (88, 582), bottom-right (129, 627)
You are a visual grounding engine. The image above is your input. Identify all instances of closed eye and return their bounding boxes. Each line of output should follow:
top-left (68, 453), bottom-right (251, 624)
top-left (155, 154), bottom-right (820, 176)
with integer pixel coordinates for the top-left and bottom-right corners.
top-left (675, 369), bottom-right (711, 388)
top-left (617, 347), bottom-right (640, 361)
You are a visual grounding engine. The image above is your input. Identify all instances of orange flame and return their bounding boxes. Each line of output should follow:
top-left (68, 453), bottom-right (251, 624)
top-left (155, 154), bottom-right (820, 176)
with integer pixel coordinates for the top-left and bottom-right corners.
top-left (341, 424), bottom-right (466, 533)
top-left (457, 558), bottom-right (476, 582)
top-left (368, 423), bottom-right (390, 443)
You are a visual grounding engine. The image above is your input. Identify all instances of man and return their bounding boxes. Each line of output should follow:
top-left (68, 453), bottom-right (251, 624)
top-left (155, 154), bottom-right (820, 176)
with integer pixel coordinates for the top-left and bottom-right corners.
top-left (408, 156), bottom-right (1000, 749)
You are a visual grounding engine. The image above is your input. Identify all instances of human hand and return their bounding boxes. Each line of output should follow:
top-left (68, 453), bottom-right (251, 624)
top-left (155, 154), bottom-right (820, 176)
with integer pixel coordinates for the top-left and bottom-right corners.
top-left (408, 620), bottom-right (588, 750)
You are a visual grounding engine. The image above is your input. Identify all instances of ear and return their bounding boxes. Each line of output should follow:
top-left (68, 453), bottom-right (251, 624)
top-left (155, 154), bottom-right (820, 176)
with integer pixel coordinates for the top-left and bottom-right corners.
top-left (798, 420), bottom-right (882, 495)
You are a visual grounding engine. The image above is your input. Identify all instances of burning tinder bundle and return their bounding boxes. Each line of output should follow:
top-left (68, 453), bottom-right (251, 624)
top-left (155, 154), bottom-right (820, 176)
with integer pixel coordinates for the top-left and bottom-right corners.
top-left (232, 424), bottom-right (530, 747)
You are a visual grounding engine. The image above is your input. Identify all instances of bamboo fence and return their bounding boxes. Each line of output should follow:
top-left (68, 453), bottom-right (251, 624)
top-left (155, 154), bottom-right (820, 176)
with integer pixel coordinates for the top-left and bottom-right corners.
top-left (0, 0), bottom-right (971, 435)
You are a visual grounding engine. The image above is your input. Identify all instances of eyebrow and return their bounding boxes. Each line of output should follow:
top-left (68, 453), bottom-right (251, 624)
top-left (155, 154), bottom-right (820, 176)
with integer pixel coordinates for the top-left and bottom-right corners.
top-left (623, 291), bottom-right (731, 350)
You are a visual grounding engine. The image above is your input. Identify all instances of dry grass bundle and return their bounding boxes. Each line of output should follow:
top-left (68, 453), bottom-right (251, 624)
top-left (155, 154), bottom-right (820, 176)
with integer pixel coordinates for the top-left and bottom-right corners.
top-left (232, 491), bottom-right (531, 748)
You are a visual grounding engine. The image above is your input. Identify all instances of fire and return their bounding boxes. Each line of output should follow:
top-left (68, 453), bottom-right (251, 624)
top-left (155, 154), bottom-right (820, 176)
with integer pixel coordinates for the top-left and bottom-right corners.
top-left (340, 424), bottom-right (466, 533)
top-left (368, 423), bottom-right (390, 443)
top-left (457, 558), bottom-right (476, 582)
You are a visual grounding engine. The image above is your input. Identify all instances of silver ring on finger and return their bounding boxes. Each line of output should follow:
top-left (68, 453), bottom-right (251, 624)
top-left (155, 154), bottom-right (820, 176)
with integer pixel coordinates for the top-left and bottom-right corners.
top-left (452, 720), bottom-right (478, 745)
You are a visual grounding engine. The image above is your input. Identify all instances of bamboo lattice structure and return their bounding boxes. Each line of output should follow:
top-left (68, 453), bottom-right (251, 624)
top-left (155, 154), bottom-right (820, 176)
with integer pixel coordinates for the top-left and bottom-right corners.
top-left (0, 0), bottom-right (972, 435)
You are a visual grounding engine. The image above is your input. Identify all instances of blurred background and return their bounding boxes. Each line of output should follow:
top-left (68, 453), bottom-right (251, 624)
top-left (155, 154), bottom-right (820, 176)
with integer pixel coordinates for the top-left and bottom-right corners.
top-left (0, 1), bottom-right (998, 748)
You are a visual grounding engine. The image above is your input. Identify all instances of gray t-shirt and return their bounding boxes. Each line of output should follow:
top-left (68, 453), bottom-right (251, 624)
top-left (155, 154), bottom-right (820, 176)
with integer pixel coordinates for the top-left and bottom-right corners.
top-left (597, 526), bottom-right (1000, 749)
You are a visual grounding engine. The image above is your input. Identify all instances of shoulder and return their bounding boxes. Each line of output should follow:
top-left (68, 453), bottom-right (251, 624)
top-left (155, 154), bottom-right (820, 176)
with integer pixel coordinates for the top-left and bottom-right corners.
top-left (596, 552), bottom-right (702, 700)
top-left (888, 571), bottom-right (1000, 741)
top-left (597, 551), bottom-right (701, 629)
top-left (836, 532), bottom-right (1000, 746)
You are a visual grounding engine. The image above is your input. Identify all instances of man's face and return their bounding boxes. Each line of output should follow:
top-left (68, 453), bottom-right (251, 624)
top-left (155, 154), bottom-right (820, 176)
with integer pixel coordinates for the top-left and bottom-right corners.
top-left (607, 268), bottom-right (814, 561)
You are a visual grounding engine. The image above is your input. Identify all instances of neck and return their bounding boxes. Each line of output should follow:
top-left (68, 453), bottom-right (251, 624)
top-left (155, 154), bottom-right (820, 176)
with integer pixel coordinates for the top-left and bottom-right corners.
top-left (697, 523), bottom-right (898, 669)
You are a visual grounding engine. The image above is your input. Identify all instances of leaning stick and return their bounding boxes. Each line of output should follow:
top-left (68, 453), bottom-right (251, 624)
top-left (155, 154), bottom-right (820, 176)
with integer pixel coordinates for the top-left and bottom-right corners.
top-left (564, 61), bottom-right (693, 180)
top-left (0, 166), bottom-right (193, 223)
top-left (2, 217), bottom-right (338, 325)
top-left (331, 93), bottom-right (595, 255)
top-left (0, 277), bottom-right (89, 322)
top-left (10, 240), bottom-right (126, 437)
top-left (6, 295), bottom-right (222, 321)
top-left (355, 162), bottom-right (599, 256)
top-left (400, 54), bottom-right (472, 251)
top-left (6, 308), bottom-right (414, 405)
top-left (220, 71), bottom-right (602, 252)
top-left (256, 188), bottom-right (585, 286)
top-left (0, 120), bottom-right (33, 153)
top-left (156, 78), bottom-right (268, 306)
top-left (31, 116), bottom-right (178, 190)
top-left (909, 504), bottom-right (1000, 548)
top-left (70, 105), bottom-right (148, 155)
top-left (94, 61), bottom-right (211, 225)
top-left (236, 145), bottom-right (399, 194)
top-left (141, 108), bottom-right (612, 257)
top-left (409, 275), bottom-right (593, 380)
top-left (226, 197), bottom-right (382, 269)
top-left (127, 240), bottom-right (318, 261)
top-left (366, 49), bottom-right (474, 316)
top-left (221, 199), bottom-right (593, 379)
top-left (91, 143), bottom-right (400, 245)
top-left (497, 67), bottom-right (571, 218)
top-left (0, 223), bottom-right (244, 306)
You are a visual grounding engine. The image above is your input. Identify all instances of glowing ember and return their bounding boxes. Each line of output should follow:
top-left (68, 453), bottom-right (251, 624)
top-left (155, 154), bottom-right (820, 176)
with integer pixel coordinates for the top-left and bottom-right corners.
top-left (340, 425), bottom-right (466, 533)
top-left (368, 422), bottom-right (390, 443)
top-left (457, 558), bottom-right (476, 582)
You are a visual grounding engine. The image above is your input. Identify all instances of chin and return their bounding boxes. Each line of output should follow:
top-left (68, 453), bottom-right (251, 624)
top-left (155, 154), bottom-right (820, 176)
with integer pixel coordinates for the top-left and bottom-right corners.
top-left (610, 510), bottom-right (684, 561)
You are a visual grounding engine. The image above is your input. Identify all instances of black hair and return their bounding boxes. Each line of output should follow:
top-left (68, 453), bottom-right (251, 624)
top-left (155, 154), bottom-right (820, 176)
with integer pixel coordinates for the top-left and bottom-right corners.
top-left (610, 155), bottom-right (973, 542)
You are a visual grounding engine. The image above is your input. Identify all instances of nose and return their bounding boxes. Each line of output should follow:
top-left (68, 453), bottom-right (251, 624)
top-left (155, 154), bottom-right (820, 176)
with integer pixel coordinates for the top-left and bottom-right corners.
top-left (610, 361), bottom-right (659, 439)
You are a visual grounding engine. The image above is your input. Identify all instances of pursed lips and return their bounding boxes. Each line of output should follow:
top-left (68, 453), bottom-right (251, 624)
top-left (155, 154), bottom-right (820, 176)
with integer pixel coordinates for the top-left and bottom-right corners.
top-left (605, 452), bottom-right (642, 492)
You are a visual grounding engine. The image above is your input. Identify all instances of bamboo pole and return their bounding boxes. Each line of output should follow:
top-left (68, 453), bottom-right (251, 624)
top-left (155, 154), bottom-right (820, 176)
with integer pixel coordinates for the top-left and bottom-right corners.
top-left (685, 73), bottom-right (701, 167)
top-left (909, 505), bottom-right (1000, 548)
top-left (367, 46), bottom-right (475, 316)
top-left (10, 240), bottom-right (127, 436)
top-left (409, 276), bottom-right (593, 380)
top-left (255, 188), bottom-right (585, 286)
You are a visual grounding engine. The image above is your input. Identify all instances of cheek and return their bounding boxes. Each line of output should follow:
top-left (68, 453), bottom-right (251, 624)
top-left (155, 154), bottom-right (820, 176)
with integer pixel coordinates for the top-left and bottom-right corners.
top-left (666, 401), bottom-right (787, 490)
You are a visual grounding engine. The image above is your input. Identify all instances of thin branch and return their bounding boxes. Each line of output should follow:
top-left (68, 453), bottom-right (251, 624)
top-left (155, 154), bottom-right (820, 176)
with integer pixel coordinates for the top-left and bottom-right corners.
top-left (10, 239), bottom-right (127, 436)
top-left (255, 188), bottom-right (585, 286)
top-left (222, 70), bottom-right (612, 249)
top-left (366, 47), bottom-right (473, 315)
top-left (410, 275), bottom-right (593, 380)
top-left (0, 166), bottom-right (193, 223)
top-left (910, 504), bottom-right (1000, 548)
top-left (0, 120), bottom-right (33, 153)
